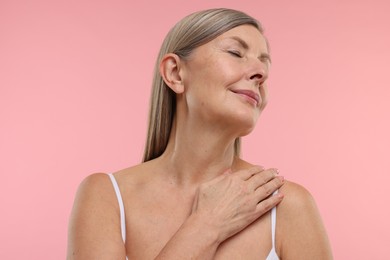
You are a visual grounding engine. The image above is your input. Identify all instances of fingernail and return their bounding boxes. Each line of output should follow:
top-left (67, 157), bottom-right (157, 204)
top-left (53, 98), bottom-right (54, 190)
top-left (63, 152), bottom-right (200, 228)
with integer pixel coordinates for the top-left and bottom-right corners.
top-left (278, 176), bottom-right (284, 182)
top-left (256, 165), bottom-right (265, 171)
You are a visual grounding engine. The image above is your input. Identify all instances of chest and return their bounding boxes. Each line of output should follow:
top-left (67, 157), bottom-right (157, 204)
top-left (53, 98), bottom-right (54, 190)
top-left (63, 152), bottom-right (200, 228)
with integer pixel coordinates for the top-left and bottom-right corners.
top-left (123, 197), bottom-right (273, 259)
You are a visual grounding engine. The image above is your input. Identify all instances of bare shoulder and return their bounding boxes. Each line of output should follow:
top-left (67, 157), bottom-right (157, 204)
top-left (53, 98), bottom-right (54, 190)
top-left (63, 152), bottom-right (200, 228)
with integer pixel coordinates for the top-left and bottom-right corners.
top-left (278, 180), bottom-right (317, 212)
top-left (71, 172), bottom-right (119, 214)
top-left (276, 181), bottom-right (333, 260)
top-left (112, 159), bottom-right (158, 184)
top-left (67, 172), bottom-right (126, 259)
top-left (77, 172), bottom-right (114, 196)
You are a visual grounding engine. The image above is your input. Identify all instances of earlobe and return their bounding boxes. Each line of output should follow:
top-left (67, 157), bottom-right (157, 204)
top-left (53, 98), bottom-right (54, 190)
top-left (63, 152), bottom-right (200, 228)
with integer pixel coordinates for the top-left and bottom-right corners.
top-left (159, 53), bottom-right (184, 94)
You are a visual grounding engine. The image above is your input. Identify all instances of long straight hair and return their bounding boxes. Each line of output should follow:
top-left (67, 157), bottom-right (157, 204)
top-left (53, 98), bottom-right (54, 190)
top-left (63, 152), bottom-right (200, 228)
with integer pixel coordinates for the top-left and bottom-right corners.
top-left (143, 8), bottom-right (263, 162)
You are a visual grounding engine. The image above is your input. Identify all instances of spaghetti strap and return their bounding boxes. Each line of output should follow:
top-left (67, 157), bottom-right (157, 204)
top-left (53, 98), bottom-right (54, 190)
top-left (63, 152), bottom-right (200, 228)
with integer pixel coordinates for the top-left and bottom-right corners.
top-left (270, 189), bottom-right (278, 248)
top-left (108, 173), bottom-right (126, 243)
top-left (265, 190), bottom-right (280, 260)
top-left (270, 205), bottom-right (277, 248)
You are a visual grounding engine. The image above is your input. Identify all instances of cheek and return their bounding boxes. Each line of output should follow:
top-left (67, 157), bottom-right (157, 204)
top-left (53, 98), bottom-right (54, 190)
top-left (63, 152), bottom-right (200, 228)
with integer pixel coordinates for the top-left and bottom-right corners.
top-left (217, 60), bottom-right (244, 86)
top-left (184, 65), bottom-right (228, 99)
top-left (182, 56), bottom-right (246, 111)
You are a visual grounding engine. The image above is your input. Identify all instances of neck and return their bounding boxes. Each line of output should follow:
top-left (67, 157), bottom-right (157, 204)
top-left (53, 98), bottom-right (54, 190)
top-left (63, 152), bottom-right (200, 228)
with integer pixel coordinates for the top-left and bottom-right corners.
top-left (158, 118), bottom-right (239, 186)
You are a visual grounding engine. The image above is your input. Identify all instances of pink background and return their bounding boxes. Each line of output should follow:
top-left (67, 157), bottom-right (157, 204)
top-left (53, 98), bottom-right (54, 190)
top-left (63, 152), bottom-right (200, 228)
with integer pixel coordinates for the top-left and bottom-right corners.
top-left (1, 0), bottom-right (389, 259)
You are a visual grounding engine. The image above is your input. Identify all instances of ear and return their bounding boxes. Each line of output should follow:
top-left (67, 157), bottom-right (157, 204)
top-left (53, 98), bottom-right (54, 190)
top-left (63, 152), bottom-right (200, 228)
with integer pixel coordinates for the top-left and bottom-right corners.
top-left (159, 53), bottom-right (184, 94)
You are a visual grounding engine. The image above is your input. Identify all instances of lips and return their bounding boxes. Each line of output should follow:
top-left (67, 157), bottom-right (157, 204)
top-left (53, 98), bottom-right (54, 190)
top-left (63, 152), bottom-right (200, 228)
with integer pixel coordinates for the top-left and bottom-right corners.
top-left (231, 89), bottom-right (260, 106)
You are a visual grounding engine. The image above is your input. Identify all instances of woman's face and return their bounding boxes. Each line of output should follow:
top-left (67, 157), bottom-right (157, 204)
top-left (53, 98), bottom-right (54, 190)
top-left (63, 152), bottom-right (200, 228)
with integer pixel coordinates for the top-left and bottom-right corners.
top-left (180, 24), bottom-right (271, 136)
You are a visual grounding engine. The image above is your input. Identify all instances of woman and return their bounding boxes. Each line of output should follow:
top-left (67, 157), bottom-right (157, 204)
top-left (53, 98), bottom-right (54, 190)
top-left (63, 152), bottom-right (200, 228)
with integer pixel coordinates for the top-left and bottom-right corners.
top-left (67, 8), bottom-right (332, 259)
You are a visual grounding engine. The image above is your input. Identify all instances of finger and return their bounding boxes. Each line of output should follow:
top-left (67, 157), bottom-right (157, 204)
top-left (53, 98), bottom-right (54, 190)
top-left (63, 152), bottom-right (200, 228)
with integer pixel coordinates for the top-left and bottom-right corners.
top-left (235, 166), bottom-right (264, 180)
top-left (248, 168), bottom-right (279, 191)
top-left (255, 191), bottom-right (284, 216)
top-left (254, 175), bottom-right (284, 200)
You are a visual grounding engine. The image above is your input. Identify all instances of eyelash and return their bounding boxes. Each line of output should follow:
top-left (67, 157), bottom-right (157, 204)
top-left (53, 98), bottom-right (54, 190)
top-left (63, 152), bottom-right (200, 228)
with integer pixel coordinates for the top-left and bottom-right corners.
top-left (228, 50), bottom-right (242, 58)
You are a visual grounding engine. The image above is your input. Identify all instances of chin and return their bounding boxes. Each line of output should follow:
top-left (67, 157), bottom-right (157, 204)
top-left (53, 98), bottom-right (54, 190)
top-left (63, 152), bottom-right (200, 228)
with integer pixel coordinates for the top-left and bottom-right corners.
top-left (207, 105), bottom-right (260, 135)
top-left (237, 125), bottom-right (256, 137)
top-left (229, 112), bottom-right (259, 137)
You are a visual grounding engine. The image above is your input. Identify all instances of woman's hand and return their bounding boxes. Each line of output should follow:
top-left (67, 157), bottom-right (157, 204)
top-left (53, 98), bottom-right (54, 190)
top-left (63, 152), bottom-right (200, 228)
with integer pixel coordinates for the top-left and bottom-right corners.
top-left (156, 166), bottom-right (284, 259)
top-left (191, 166), bottom-right (284, 243)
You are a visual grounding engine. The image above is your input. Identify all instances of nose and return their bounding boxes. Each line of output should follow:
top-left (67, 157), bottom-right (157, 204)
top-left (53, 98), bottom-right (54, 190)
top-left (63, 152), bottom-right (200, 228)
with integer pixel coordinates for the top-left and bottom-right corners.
top-left (248, 60), bottom-right (268, 84)
top-left (250, 73), bottom-right (265, 82)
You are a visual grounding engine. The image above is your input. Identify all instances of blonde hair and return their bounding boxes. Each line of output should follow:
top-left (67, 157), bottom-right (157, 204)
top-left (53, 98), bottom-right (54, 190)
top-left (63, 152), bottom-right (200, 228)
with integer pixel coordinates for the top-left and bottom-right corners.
top-left (143, 8), bottom-right (263, 162)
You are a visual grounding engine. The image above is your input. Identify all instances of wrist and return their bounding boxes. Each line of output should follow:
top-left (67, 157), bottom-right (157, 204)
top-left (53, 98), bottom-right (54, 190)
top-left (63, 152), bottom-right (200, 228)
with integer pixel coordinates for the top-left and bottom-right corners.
top-left (185, 212), bottom-right (221, 248)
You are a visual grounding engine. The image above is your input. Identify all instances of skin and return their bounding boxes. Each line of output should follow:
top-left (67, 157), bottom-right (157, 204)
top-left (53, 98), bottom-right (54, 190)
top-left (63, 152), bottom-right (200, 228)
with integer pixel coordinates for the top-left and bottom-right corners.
top-left (67, 25), bottom-right (333, 259)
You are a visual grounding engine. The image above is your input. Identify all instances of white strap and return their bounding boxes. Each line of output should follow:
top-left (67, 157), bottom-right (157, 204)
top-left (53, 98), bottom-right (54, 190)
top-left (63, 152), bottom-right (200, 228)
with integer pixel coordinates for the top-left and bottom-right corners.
top-left (270, 190), bottom-right (278, 248)
top-left (270, 206), bottom-right (277, 248)
top-left (108, 173), bottom-right (126, 243)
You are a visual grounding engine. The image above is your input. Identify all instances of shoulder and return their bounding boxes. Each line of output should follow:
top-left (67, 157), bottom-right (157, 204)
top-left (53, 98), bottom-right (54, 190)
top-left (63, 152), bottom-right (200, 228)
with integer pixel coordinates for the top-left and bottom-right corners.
top-left (73, 164), bottom-right (150, 211)
top-left (77, 172), bottom-right (113, 195)
top-left (276, 181), bottom-right (333, 259)
top-left (69, 172), bottom-right (120, 227)
top-left (69, 172), bottom-right (118, 218)
top-left (277, 181), bottom-right (324, 234)
top-left (67, 173), bottom-right (126, 259)
top-left (278, 180), bottom-right (316, 213)
top-left (70, 173), bottom-right (117, 214)
top-left (72, 172), bottom-right (120, 210)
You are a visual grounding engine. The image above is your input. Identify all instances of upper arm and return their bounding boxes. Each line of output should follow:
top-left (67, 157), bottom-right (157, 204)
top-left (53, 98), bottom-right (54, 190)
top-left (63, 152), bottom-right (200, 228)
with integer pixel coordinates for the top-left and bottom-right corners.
top-left (67, 173), bottom-right (126, 260)
top-left (277, 181), bottom-right (333, 260)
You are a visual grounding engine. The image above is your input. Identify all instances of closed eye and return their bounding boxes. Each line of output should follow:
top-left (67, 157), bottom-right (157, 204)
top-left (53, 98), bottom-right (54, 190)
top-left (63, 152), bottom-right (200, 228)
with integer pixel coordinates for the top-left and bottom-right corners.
top-left (228, 50), bottom-right (242, 58)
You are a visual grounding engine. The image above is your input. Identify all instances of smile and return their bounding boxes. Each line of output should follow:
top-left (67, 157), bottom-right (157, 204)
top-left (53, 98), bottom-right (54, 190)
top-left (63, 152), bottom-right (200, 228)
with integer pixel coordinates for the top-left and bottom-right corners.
top-left (231, 89), bottom-right (260, 106)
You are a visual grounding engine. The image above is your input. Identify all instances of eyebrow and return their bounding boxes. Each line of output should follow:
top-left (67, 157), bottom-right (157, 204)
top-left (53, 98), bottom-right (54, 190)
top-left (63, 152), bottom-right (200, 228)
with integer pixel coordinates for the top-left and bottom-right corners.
top-left (228, 36), bottom-right (272, 63)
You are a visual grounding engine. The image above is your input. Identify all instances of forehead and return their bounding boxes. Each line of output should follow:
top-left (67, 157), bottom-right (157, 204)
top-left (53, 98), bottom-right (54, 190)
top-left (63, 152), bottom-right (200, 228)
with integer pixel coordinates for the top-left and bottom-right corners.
top-left (212, 25), bottom-right (269, 53)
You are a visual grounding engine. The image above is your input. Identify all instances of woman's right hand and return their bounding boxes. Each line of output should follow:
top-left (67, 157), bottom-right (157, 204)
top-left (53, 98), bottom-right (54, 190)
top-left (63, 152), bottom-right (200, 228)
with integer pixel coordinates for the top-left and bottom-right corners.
top-left (190, 166), bottom-right (284, 243)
